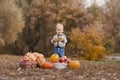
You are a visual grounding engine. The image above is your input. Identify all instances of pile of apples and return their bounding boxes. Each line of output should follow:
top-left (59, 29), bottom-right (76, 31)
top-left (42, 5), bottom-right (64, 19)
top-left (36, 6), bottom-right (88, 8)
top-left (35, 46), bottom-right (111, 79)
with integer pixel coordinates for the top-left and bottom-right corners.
top-left (59, 56), bottom-right (71, 63)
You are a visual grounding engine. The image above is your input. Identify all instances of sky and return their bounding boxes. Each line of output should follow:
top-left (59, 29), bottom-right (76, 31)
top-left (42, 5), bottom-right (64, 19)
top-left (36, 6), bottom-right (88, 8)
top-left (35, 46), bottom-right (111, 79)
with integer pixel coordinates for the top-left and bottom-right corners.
top-left (84, 0), bottom-right (107, 8)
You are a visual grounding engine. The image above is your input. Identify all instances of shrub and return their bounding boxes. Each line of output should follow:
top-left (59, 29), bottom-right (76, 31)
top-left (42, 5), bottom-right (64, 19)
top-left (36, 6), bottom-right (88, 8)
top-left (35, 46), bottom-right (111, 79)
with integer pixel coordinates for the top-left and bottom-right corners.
top-left (68, 25), bottom-right (106, 61)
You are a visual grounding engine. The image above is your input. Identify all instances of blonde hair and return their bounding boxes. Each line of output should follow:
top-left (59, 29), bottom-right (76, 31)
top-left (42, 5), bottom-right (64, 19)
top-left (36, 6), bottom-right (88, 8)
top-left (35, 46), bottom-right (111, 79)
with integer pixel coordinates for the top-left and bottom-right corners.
top-left (56, 23), bottom-right (64, 29)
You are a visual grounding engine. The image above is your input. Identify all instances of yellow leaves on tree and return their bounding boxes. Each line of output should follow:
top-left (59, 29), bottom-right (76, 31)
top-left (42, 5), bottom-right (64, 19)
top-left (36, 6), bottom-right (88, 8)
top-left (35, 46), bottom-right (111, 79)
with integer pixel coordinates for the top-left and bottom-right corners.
top-left (69, 26), bottom-right (106, 61)
top-left (0, 0), bottom-right (25, 46)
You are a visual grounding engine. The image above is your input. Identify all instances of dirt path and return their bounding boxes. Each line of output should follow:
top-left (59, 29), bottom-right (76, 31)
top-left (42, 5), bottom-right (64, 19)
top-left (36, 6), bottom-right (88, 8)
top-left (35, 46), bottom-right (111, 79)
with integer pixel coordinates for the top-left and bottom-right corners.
top-left (105, 56), bottom-right (120, 61)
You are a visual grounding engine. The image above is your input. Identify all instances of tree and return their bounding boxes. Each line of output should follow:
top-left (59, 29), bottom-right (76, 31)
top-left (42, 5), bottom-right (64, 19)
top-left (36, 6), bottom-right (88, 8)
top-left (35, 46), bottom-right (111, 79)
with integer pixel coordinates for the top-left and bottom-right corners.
top-left (0, 0), bottom-right (25, 46)
top-left (13, 0), bottom-right (107, 57)
top-left (104, 0), bottom-right (120, 53)
top-left (15, 0), bottom-right (92, 55)
top-left (14, 0), bottom-right (32, 17)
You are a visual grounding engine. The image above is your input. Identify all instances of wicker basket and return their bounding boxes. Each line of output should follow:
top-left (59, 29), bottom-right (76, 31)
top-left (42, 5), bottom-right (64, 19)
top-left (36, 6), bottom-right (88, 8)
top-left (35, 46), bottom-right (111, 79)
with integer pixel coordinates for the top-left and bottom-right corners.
top-left (19, 61), bottom-right (37, 68)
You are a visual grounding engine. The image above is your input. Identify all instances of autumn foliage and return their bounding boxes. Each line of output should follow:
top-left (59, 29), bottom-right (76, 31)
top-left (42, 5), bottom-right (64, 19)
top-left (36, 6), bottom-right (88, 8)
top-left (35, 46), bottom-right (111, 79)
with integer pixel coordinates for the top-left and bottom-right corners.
top-left (0, 0), bottom-right (24, 46)
top-left (69, 26), bottom-right (106, 60)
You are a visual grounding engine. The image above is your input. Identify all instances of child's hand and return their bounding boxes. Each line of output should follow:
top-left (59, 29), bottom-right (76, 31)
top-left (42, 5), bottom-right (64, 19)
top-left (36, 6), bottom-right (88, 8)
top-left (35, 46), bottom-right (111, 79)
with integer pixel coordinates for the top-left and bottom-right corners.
top-left (53, 37), bottom-right (60, 42)
top-left (53, 38), bottom-right (58, 42)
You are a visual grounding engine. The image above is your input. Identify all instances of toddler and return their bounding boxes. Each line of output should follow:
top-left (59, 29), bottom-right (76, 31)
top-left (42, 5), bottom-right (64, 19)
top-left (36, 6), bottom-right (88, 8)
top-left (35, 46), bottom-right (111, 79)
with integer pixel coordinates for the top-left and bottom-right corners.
top-left (51, 23), bottom-right (67, 57)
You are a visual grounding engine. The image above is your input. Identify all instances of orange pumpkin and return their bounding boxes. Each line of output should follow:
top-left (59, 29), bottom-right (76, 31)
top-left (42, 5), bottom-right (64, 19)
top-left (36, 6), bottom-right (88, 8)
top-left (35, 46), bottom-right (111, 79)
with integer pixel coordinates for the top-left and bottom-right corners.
top-left (36, 57), bottom-right (46, 67)
top-left (68, 60), bottom-right (80, 69)
top-left (50, 54), bottom-right (59, 62)
top-left (43, 62), bottom-right (53, 69)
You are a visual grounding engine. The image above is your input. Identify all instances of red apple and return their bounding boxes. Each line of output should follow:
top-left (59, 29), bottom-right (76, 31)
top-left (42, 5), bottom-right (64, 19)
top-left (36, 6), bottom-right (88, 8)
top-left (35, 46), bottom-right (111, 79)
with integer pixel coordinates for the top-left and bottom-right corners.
top-left (59, 58), bottom-right (65, 63)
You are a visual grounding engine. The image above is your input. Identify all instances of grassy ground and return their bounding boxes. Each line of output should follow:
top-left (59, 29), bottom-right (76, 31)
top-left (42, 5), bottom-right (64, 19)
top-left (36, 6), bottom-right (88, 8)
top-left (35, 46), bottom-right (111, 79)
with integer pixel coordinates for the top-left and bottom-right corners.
top-left (0, 54), bottom-right (120, 80)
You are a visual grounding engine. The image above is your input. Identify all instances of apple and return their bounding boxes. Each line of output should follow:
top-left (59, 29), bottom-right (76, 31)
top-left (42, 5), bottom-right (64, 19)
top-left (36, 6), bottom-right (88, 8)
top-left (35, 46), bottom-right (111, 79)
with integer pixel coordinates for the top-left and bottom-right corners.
top-left (59, 58), bottom-right (64, 63)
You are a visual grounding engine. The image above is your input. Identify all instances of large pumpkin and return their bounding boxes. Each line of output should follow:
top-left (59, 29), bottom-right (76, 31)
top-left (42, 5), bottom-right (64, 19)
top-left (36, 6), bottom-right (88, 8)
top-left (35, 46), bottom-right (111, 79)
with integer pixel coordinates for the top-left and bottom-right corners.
top-left (50, 54), bottom-right (59, 62)
top-left (43, 62), bottom-right (53, 69)
top-left (36, 57), bottom-right (46, 67)
top-left (68, 60), bottom-right (80, 69)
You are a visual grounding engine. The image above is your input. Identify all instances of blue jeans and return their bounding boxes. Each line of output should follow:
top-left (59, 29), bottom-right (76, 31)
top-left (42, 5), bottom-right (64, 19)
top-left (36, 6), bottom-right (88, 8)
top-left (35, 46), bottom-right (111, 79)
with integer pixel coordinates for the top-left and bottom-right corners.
top-left (54, 47), bottom-right (65, 57)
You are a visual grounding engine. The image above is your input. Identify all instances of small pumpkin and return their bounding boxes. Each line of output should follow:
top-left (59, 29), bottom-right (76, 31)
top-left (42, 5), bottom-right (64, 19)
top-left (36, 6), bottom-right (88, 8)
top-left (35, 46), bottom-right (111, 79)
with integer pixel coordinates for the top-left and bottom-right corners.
top-left (50, 54), bottom-right (59, 62)
top-left (68, 60), bottom-right (80, 69)
top-left (43, 62), bottom-right (53, 69)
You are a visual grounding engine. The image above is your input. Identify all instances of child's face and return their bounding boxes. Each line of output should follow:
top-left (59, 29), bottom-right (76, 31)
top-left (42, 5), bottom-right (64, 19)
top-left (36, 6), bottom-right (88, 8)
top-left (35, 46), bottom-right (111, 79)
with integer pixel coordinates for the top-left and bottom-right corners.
top-left (56, 27), bottom-right (63, 35)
